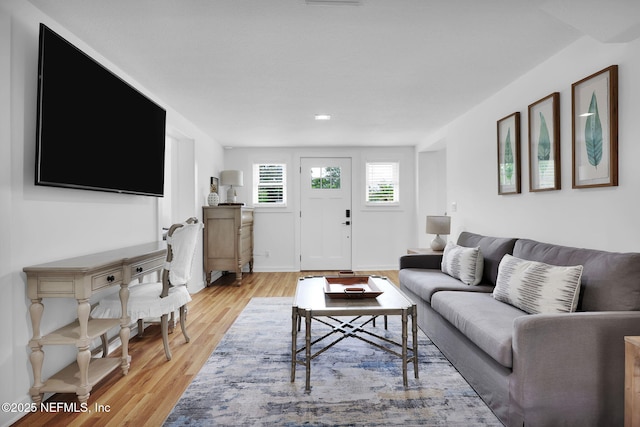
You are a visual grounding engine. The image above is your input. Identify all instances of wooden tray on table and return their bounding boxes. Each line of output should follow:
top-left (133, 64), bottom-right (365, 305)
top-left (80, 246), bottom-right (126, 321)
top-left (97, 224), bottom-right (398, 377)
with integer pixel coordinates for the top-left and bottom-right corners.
top-left (323, 276), bottom-right (383, 299)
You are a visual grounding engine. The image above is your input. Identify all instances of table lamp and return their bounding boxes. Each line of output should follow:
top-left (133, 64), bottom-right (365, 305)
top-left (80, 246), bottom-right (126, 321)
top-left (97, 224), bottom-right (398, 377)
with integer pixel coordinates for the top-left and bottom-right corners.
top-left (426, 215), bottom-right (451, 251)
top-left (220, 170), bottom-right (243, 203)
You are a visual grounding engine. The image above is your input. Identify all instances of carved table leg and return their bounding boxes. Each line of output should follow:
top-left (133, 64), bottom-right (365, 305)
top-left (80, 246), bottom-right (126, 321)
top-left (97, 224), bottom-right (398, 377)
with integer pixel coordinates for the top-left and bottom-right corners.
top-left (76, 298), bottom-right (91, 403)
top-left (28, 298), bottom-right (44, 403)
top-left (119, 284), bottom-right (131, 375)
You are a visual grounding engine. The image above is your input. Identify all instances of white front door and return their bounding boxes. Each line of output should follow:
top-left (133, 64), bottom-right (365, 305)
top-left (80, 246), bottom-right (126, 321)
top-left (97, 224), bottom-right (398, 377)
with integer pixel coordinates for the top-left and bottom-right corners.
top-left (300, 157), bottom-right (352, 271)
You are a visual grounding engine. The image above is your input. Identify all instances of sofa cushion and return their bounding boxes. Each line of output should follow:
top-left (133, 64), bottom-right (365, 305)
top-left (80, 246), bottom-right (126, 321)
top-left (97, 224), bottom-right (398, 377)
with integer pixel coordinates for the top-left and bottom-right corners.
top-left (493, 254), bottom-right (583, 314)
top-left (441, 242), bottom-right (484, 285)
top-left (399, 268), bottom-right (493, 303)
top-left (513, 239), bottom-right (640, 311)
top-left (431, 291), bottom-right (527, 368)
top-left (457, 232), bottom-right (518, 286)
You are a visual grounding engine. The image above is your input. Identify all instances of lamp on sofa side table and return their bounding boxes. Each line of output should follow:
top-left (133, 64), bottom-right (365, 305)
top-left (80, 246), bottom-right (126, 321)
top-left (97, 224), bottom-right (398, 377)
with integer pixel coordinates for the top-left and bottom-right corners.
top-left (426, 215), bottom-right (451, 251)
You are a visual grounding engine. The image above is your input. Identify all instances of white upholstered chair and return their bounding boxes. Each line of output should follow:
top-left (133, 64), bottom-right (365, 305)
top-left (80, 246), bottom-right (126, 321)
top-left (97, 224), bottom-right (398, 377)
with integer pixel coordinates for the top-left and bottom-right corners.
top-left (92, 217), bottom-right (203, 361)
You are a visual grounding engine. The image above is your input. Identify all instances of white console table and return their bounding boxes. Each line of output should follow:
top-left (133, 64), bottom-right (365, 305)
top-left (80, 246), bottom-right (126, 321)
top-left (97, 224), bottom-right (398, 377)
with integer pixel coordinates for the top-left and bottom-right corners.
top-left (23, 242), bottom-right (166, 403)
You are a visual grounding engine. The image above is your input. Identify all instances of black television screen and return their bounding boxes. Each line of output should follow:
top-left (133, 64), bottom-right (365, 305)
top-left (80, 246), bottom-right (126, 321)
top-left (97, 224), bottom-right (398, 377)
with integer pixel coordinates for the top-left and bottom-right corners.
top-left (35, 24), bottom-right (166, 197)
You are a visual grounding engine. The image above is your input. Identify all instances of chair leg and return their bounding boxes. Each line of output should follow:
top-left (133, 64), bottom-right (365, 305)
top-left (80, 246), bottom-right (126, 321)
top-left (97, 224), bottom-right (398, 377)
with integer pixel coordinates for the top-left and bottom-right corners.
top-left (179, 305), bottom-right (190, 343)
top-left (169, 311), bottom-right (175, 334)
top-left (161, 313), bottom-right (172, 361)
top-left (100, 333), bottom-right (109, 358)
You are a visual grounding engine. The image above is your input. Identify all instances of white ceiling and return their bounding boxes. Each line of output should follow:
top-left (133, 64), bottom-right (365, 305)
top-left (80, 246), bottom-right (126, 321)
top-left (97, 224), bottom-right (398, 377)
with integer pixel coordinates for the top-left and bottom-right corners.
top-left (27, 0), bottom-right (640, 148)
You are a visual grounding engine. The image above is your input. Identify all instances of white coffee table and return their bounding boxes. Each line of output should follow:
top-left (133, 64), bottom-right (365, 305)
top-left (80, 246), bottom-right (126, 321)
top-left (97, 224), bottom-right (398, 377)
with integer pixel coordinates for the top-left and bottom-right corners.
top-left (291, 275), bottom-right (418, 391)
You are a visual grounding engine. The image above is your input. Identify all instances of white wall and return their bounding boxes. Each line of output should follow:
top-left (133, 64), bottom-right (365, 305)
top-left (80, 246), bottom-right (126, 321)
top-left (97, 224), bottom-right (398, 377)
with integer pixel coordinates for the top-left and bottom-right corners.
top-left (0, 2), bottom-right (223, 425)
top-left (224, 146), bottom-right (417, 271)
top-left (0, 4), bottom-right (15, 427)
top-left (417, 148), bottom-right (448, 248)
top-left (418, 36), bottom-right (640, 252)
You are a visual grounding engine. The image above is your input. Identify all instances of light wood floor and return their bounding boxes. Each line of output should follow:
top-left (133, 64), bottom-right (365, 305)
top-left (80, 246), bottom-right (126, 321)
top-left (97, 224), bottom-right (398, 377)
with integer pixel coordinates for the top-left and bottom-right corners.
top-left (13, 270), bottom-right (398, 427)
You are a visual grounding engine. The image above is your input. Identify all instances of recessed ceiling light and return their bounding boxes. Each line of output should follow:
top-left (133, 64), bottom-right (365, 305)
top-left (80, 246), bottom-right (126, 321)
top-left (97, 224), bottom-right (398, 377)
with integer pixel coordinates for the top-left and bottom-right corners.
top-left (315, 114), bottom-right (331, 121)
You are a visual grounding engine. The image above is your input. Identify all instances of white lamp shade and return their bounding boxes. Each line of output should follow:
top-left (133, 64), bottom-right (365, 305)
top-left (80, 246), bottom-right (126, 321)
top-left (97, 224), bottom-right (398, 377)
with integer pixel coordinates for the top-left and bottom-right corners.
top-left (426, 216), bottom-right (451, 235)
top-left (220, 170), bottom-right (243, 187)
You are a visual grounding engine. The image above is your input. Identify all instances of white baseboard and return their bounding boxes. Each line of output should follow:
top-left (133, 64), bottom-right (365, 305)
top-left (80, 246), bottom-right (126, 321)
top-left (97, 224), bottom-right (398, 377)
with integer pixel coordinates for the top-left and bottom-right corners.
top-left (189, 279), bottom-right (208, 294)
top-left (252, 267), bottom-right (299, 272)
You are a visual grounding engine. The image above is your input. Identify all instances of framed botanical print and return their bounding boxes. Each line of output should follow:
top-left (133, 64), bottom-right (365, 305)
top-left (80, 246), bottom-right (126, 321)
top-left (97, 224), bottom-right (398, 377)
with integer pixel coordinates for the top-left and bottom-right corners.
top-left (571, 65), bottom-right (618, 188)
top-left (528, 92), bottom-right (560, 191)
top-left (497, 112), bottom-right (521, 195)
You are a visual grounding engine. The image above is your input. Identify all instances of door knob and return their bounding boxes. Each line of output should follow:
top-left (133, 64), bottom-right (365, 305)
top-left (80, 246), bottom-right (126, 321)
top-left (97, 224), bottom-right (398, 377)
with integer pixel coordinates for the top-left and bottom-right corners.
top-left (342, 221), bottom-right (351, 225)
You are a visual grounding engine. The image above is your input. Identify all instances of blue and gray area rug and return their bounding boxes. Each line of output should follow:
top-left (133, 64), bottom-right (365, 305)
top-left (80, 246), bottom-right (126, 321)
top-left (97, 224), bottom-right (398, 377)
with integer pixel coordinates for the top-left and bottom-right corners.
top-left (164, 297), bottom-right (501, 426)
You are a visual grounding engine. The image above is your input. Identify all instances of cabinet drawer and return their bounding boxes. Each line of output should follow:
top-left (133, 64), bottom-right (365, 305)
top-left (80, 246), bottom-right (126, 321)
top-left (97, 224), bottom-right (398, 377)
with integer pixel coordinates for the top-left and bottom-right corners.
top-left (35, 276), bottom-right (76, 297)
top-left (92, 269), bottom-right (123, 292)
top-left (129, 256), bottom-right (164, 280)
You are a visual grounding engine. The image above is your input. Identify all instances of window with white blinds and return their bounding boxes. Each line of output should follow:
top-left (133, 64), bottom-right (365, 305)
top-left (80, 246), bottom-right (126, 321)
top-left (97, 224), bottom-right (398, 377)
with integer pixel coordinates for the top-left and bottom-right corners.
top-left (365, 162), bottom-right (399, 204)
top-left (253, 163), bottom-right (287, 206)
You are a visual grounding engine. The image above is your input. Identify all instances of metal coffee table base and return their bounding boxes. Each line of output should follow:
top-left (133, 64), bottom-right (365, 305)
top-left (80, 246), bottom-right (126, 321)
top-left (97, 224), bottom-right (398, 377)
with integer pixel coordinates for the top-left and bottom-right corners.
top-left (291, 306), bottom-right (418, 392)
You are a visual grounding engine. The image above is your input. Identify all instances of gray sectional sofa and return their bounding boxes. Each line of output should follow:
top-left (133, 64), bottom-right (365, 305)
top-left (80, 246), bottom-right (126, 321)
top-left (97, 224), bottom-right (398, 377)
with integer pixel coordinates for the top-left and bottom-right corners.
top-left (399, 231), bottom-right (640, 427)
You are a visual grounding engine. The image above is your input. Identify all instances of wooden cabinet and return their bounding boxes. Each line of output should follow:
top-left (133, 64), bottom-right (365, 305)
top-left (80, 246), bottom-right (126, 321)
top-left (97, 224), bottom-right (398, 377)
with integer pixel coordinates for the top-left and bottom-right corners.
top-left (203, 205), bottom-right (254, 285)
top-left (23, 242), bottom-right (166, 403)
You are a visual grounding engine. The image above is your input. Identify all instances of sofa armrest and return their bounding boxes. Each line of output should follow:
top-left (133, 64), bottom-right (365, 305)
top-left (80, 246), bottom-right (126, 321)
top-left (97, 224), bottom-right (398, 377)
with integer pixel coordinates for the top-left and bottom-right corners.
top-left (399, 254), bottom-right (443, 270)
top-left (510, 311), bottom-right (640, 426)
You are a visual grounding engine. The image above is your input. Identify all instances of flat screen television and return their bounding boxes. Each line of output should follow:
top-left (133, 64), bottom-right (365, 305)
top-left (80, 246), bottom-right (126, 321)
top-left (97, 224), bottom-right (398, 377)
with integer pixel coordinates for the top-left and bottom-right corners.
top-left (35, 23), bottom-right (166, 197)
